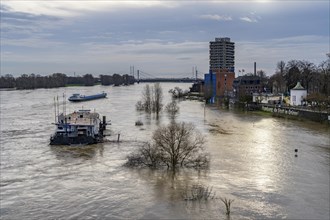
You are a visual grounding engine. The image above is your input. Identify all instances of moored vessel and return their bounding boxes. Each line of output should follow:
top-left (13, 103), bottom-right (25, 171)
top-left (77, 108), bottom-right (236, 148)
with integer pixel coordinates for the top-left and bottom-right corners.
top-left (50, 109), bottom-right (108, 145)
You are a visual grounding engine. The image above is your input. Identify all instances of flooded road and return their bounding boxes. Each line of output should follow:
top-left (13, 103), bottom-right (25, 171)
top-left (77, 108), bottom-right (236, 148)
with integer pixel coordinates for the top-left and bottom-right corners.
top-left (1, 83), bottom-right (329, 219)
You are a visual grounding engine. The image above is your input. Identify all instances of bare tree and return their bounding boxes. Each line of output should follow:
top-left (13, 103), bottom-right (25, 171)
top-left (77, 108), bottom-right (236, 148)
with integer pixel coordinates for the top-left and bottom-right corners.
top-left (298, 60), bottom-right (317, 93)
top-left (257, 70), bottom-right (269, 91)
top-left (318, 55), bottom-right (330, 96)
top-left (136, 83), bottom-right (163, 115)
top-left (277, 61), bottom-right (286, 76)
top-left (125, 122), bottom-right (209, 170)
top-left (153, 122), bottom-right (207, 170)
top-left (285, 60), bottom-right (301, 90)
top-left (143, 84), bottom-right (152, 112)
top-left (152, 83), bottom-right (163, 115)
top-left (165, 100), bottom-right (179, 119)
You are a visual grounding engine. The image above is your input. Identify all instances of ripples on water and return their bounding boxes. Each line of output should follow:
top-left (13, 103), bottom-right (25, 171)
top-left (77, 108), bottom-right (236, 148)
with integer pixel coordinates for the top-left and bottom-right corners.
top-left (0, 83), bottom-right (329, 219)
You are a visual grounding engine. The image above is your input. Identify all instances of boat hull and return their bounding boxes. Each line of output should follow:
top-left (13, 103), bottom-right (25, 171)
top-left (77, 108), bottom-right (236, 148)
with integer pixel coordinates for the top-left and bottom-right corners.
top-left (68, 93), bottom-right (107, 102)
top-left (50, 135), bottom-right (102, 145)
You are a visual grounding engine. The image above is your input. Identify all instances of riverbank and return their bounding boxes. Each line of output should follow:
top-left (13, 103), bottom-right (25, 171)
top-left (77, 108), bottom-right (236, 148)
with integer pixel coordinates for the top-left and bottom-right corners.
top-left (204, 101), bottom-right (330, 125)
top-left (260, 104), bottom-right (329, 124)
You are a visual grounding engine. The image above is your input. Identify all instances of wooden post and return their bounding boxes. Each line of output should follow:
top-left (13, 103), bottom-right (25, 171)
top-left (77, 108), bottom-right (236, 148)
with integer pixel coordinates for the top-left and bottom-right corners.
top-left (117, 133), bottom-right (120, 142)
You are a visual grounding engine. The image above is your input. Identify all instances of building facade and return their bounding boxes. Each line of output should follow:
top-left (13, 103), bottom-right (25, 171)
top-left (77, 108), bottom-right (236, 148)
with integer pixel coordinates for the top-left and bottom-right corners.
top-left (204, 72), bottom-right (217, 103)
top-left (215, 68), bottom-right (235, 98)
top-left (290, 82), bottom-right (307, 106)
top-left (233, 75), bottom-right (262, 99)
top-left (209, 37), bottom-right (235, 72)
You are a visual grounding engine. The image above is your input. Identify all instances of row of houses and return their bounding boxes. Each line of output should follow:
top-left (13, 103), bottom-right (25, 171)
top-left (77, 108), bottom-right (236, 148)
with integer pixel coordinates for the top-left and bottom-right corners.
top-left (191, 69), bottom-right (307, 106)
top-left (199, 68), bottom-right (264, 103)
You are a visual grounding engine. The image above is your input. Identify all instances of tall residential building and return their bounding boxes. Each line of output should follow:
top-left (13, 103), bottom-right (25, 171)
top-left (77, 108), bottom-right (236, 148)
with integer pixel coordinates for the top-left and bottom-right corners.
top-left (209, 37), bottom-right (235, 72)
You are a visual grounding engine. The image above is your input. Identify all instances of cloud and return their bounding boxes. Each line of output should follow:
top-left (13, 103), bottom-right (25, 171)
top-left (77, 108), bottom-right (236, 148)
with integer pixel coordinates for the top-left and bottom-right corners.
top-left (1, 39), bottom-right (209, 76)
top-left (0, 1), bottom-right (178, 18)
top-left (200, 14), bottom-right (232, 21)
top-left (240, 12), bottom-right (261, 23)
top-left (235, 35), bottom-right (329, 75)
top-left (1, 1), bottom-right (328, 77)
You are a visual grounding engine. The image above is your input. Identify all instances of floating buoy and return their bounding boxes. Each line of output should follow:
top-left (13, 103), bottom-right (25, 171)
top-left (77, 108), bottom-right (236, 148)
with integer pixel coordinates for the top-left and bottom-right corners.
top-left (294, 149), bottom-right (298, 153)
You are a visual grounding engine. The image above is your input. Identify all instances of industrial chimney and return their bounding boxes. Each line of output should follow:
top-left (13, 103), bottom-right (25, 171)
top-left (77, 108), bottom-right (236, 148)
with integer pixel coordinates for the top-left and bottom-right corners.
top-left (254, 62), bottom-right (256, 76)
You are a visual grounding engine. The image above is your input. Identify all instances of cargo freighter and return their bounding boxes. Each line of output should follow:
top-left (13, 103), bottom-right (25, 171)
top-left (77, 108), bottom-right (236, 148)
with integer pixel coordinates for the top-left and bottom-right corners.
top-left (68, 92), bottom-right (107, 102)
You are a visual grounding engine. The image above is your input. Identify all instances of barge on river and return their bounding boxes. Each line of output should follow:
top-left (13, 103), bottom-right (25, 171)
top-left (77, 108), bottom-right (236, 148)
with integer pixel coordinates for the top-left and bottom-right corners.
top-left (68, 92), bottom-right (107, 102)
top-left (50, 109), bottom-right (108, 145)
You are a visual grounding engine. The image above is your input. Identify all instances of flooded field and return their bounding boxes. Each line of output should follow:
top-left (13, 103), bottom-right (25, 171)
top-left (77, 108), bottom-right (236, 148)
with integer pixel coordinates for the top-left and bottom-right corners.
top-left (1, 83), bottom-right (329, 219)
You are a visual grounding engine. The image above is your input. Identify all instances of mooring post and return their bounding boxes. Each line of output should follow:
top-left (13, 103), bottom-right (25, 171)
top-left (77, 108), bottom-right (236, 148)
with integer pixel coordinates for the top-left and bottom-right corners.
top-left (117, 133), bottom-right (120, 142)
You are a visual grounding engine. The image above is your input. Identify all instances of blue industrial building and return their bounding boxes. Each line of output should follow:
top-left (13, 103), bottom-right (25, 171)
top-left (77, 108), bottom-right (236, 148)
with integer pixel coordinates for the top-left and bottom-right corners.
top-left (204, 71), bottom-right (217, 103)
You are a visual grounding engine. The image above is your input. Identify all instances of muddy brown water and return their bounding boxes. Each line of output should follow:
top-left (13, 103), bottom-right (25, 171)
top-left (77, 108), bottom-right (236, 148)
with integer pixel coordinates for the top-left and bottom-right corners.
top-left (1, 83), bottom-right (329, 219)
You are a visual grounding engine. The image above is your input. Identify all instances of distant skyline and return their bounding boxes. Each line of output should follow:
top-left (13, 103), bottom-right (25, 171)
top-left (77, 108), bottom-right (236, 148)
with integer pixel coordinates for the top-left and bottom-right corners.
top-left (1, 0), bottom-right (329, 77)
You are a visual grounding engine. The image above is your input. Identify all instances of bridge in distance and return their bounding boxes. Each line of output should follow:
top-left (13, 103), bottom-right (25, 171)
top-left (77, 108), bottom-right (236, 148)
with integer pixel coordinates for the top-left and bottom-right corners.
top-left (138, 78), bottom-right (201, 83)
top-left (136, 69), bottom-right (202, 83)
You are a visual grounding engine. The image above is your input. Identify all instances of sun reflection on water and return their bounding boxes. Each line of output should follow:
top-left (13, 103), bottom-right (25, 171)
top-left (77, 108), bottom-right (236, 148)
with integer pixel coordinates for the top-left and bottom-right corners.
top-left (244, 119), bottom-right (287, 192)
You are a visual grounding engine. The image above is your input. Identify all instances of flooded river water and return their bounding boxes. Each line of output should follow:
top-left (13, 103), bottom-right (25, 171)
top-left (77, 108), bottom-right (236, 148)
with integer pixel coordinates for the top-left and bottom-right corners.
top-left (1, 83), bottom-right (329, 219)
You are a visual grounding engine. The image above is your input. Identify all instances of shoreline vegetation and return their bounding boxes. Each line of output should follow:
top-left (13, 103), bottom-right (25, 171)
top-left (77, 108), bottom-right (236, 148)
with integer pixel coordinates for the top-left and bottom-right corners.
top-left (0, 73), bottom-right (135, 90)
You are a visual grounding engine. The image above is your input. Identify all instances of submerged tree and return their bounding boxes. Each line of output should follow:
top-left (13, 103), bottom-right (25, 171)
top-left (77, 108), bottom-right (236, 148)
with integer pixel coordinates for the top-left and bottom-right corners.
top-left (136, 83), bottom-right (163, 115)
top-left (169, 87), bottom-right (186, 98)
top-left (125, 122), bottom-right (209, 170)
top-left (165, 100), bottom-right (180, 119)
top-left (142, 84), bottom-right (152, 112)
top-left (220, 197), bottom-right (234, 216)
top-left (152, 83), bottom-right (163, 116)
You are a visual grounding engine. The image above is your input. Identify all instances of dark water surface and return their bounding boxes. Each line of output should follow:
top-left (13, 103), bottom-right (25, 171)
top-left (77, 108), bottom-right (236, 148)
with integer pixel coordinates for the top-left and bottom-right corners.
top-left (1, 83), bottom-right (329, 219)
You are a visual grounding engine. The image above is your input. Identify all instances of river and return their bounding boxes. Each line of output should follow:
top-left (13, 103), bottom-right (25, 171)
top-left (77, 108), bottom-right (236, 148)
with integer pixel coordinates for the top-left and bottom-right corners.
top-left (0, 83), bottom-right (329, 219)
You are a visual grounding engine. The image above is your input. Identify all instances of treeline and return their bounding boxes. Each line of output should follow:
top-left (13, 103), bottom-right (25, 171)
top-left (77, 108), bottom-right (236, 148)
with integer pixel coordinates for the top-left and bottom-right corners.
top-left (269, 57), bottom-right (330, 96)
top-left (0, 73), bottom-right (135, 90)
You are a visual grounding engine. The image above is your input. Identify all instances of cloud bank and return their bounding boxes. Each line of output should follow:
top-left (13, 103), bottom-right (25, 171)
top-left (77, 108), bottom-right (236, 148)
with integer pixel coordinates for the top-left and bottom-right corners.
top-left (1, 1), bottom-right (329, 77)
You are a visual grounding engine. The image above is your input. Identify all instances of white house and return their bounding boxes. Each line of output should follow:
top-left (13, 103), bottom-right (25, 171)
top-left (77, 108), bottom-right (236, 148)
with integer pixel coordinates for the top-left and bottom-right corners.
top-left (290, 82), bottom-right (307, 106)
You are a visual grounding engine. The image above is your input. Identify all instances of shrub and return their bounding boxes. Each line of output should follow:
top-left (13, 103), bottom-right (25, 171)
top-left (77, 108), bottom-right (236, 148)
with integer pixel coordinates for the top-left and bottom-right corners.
top-left (182, 184), bottom-right (215, 201)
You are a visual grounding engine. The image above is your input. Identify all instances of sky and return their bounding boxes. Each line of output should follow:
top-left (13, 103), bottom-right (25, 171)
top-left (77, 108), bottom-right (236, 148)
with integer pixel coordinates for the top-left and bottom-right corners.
top-left (1, 0), bottom-right (329, 78)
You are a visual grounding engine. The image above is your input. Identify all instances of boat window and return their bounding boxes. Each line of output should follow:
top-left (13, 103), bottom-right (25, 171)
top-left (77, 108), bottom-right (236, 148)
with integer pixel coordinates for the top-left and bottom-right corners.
top-left (80, 115), bottom-right (83, 118)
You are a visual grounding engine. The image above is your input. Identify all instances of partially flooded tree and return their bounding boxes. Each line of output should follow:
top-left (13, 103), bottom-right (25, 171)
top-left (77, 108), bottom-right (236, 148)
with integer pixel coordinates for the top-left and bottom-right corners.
top-left (204, 84), bottom-right (213, 104)
top-left (169, 87), bottom-right (186, 98)
top-left (143, 84), bottom-right (152, 112)
top-left (165, 100), bottom-right (180, 119)
top-left (154, 122), bottom-right (207, 169)
top-left (152, 83), bottom-right (163, 116)
top-left (136, 83), bottom-right (163, 115)
top-left (125, 122), bottom-right (209, 170)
